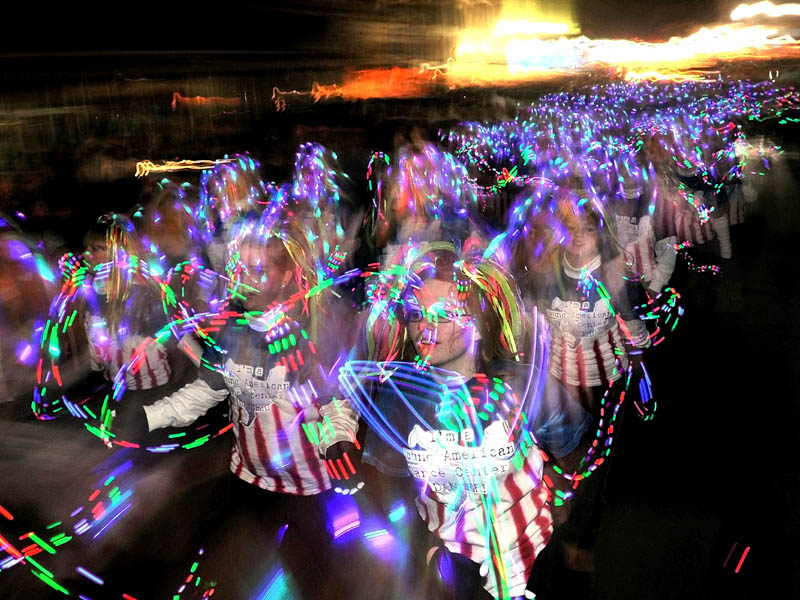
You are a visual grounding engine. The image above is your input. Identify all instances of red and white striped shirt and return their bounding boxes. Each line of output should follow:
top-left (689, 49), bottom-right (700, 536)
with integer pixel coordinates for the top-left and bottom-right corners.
top-left (543, 257), bottom-right (647, 388)
top-left (659, 174), bottom-right (716, 246)
top-left (674, 210), bottom-right (714, 246)
top-left (144, 320), bottom-right (331, 496)
top-left (224, 358), bottom-right (331, 495)
top-left (328, 364), bottom-right (556, 598)
top-left (614, 212), bottom-right (658, 283)
top-left (411, 423), bottom-right (552, 599)
top-left (85, 317), bottom-right (172, 390)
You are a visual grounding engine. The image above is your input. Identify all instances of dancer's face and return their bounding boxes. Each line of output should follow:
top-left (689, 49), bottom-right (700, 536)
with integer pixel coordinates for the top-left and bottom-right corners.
top-left (408, 278), bottom-right (475, 372)
top-left (84, 237), bottom-right (108, 269)
top-left (564, 217), bottom-right (600, 266)
top-left (237, 242), bottom-right (292, 311)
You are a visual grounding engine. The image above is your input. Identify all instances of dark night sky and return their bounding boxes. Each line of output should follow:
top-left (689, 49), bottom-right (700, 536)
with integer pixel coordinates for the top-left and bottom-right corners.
top-left (1, 0), bottom-right (735, 54)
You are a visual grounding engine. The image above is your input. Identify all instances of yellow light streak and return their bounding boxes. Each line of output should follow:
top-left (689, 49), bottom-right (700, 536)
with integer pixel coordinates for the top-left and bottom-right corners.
top-left (134, 159), bottom-right (235, 178)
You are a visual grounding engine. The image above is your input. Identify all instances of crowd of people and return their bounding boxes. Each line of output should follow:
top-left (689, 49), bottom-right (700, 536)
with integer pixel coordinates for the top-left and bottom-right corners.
top-left (0, 78), bottom-right (792, 599)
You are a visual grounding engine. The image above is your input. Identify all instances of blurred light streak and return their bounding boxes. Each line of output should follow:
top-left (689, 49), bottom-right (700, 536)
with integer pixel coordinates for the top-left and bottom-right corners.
top-left (281, 18), bottom-right (800, 105)
top-left (329, 495), bottom-right (361, 540)
top-left (76, 566), bottom-right (104, 585)
top-left (735, 546), bottom-right (751, 573)
top-left (170, 92), bottom-right (240, 111)
top-left (723, 541), bottom-right (738, 567)
top-left (255, 567), bottom-right (292, 600)
top-left (31, 569), bottom-right (69, 595)
top-left (387, 503), bottom-right (406, 523)
top-left (0, 532), bottom-right (24, 559)
top-left (363, 528), bottom-right (390, 539)
top-left (623, 69), bottom-right (712, 82)
top-left (275, 523), bottom-right (288, 545)
top-left (91, 501), bottom-right (133, 540)
top-left (135, 159), bottom-right (234, 178)
top-left (731, 2), bottom-right (800, 21)
top-left (314, 69), bottom-right (433, 101)
top-left (581, 25), bottom-right (796, 67)
top-left (27, 532), bottom-right (55, 554)
top-left (332, 513), bottom-right (360, 539)
top-left (363, 528), bottom-right (394, 552)
top-left (271, 86), bottom-right (313, 111)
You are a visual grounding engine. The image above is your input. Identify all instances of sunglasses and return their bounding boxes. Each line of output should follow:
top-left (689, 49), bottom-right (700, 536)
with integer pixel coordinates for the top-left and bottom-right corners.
top-left (401, 302), bottom-right (473, 327)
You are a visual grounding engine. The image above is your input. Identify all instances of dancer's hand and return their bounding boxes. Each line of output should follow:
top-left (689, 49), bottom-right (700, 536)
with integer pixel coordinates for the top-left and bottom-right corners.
top-left (326, 441), bottom-right (364, 495)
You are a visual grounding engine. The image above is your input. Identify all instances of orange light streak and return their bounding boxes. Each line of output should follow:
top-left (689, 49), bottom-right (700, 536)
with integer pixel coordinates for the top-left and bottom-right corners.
top-left (315, 68), bottom-right (434, 101)
top-left (275, 15), bottom-right (800, 105)
top-left (171, 92), bottom-right (240, 111)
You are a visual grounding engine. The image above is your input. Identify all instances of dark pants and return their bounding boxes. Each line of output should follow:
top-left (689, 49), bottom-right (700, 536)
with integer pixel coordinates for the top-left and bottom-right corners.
top-left (184, 475), bottom-right (343, 600)
top-left (558, 383), bottom-right (622, 550)
top-left (435, 548), bottom-right (495, 600)
top-left (360, 464), bottom-right (496, 600)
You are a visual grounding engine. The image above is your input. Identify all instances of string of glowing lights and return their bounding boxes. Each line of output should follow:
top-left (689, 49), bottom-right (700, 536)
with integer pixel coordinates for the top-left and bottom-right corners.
top-left (0, 456), bottom-right (215, 598)
top-left (0, 455), bottom-right (138, 597)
